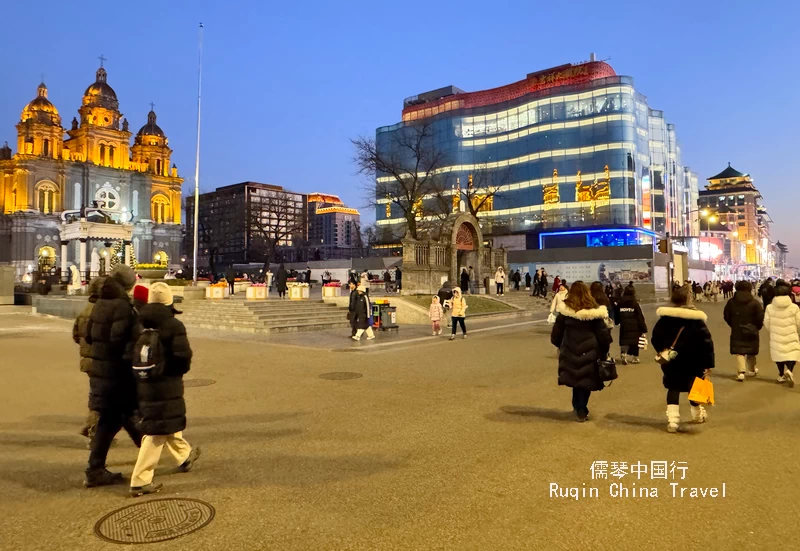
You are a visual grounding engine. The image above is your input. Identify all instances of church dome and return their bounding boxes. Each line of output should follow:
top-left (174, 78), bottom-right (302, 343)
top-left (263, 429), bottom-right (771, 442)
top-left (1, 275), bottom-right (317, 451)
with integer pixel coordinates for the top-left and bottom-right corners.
top-left (20, 83), bottom-right (61, 126)
top-left (82, 67), bottom-right (119, 111)
top-left (135, 110), bottom-right (165, 142)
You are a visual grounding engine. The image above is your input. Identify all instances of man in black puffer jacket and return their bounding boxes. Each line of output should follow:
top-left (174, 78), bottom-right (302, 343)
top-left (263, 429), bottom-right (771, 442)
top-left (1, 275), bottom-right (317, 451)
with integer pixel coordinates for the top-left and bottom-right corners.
top-left (85, 265), bottom-right (142, 488)
top-left (130, 282), bottom-right (199, 497)
top-left (724, 280), bottom-right (764, 382)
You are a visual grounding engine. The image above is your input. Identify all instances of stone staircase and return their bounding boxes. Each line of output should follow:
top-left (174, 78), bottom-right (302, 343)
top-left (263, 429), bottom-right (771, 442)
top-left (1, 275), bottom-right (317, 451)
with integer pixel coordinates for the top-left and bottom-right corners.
top-left (177, 298), bottom-right (350, 334)
top-left (491, 290), bottom-right (551, 312)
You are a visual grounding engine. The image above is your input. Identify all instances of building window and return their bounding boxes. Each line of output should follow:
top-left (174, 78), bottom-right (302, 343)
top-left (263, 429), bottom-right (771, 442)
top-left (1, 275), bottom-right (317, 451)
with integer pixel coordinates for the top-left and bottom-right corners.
top-left (43, 139), bottom-right (50, 157)
top-left (95, 186), bottom-right (120, 210)
top-left (109, 146), bottom-right (115, 167)
top-left (151, 195), bottom-right (170, 224)
top-left (156, 159), bottom-right (163, 176)
top-left (100, 144), bottom-right (106, 165)
top-left (35, 181), bottom-right (58, 214)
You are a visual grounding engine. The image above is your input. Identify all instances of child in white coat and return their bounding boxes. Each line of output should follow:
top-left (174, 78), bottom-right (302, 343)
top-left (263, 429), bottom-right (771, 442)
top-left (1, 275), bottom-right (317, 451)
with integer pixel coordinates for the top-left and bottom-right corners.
top-left (429, 296), bottom-right (444, 336)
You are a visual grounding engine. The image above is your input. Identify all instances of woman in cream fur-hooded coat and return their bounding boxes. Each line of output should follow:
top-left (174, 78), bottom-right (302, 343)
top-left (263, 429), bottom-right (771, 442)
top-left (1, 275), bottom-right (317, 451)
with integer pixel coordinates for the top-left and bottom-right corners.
top-left (764, 292), bottom-right (800, 362)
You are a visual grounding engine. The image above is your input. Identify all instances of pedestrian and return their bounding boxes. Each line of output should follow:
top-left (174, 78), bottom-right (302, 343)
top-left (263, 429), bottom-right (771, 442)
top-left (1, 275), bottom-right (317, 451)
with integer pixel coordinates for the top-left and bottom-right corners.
top-left (513, 270), bottom-right (521, 291)
top-left (84, 264), bottom-right (143, 487)
top-left (360, 271), bottom-right (371, 296)
top-left (352, 284), bottom-right (375, 341)
top-left (590, 281), bottom-right (615, 327)
top-left (651, 284), bottom-right (715, 433)
top-left (438, 281), bottom-right (454, 328)
top-left (429, 295), bottom-right (443, 336)
top-left (549, 280), bottom-right (612, 422)
top-left (395, 267), bottom-right (402, 292)
top-left (549, 282), bottom-right (568, 318)
top-left (494, 267), bottom-right (506, 296)
top-left (539, 270), bottom-right (549, 297)
top-left (613, 282), bottom-right (623, 303)
top-left (723, 280), bottom-right (764, 382)
top-left (759, 279), bottom-right (776, 308)
top-left (615, 286), bottom-right (647, 365)
top-left (532, 269), bottom-right (541, 297)
top-left (763, 281), bottom-right (800, 386)
top-left (347, 281), bottom-right (358, 337)
top-left (132, 283), bottom-right (149, 311)
top-left (275, 263), bottom-right (288, 299)
top-left (525, 271), bottom-right (532, 291)
top-left (460, 267), bottom-right (470, 293)
top-left (449, 287), bottom-right (468, 340)
top-left (552, 275), bottom-right (561, 294)
top-left (225, 266), bottom-right (236, 295)
top-left (306, 267), bottom-right (312, 285)
top-left (72, 276), bottom-right (105, 445)
top-left (129, 282), bottom-right (200, 497)
top-left (383, 269), bottom-right (392, 292)
top-left (468, 266), bottom-right (476, 295)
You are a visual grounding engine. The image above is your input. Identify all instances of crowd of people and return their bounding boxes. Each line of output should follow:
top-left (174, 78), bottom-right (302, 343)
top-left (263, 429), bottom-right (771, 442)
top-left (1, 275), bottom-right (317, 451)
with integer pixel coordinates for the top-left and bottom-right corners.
top-left (73, 265), bottom-right (200, 496)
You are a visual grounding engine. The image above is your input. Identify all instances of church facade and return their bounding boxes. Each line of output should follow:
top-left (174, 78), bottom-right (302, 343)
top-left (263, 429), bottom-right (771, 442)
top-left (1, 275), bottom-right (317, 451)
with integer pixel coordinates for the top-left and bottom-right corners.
top-left (0, 62), bottom-right (184, 280)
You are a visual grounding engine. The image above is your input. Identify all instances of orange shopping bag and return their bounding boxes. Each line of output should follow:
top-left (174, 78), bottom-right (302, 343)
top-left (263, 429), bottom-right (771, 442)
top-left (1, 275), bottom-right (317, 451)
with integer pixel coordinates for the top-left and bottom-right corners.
top-left (688, 377), bottom-right (714, 406)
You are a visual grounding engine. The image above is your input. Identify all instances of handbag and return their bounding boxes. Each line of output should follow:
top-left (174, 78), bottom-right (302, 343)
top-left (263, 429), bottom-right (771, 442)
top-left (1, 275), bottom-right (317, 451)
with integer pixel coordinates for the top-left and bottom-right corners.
top-left (655, 327), bottom-right (684, 365)
top-left (688, 376), bottom-right (714, 405)
top-left (597, 356), bottom-right (618, 385)
top-left (547, 312), bottom-right (557, 324)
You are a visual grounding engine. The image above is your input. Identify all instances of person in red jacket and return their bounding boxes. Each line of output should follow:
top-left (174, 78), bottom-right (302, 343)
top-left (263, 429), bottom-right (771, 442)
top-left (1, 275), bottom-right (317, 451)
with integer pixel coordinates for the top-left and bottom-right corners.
top-left (552, 276), bottom-right (561, 294)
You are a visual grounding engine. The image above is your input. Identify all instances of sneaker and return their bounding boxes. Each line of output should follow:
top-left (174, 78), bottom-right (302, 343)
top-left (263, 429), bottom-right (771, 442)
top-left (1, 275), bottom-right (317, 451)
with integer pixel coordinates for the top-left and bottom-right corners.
top-left (178, 447), bottom-right (201, 473)
top-left (449, 335), bottom-right (455, 341)
top-left (366, 335), bottom-right (376, 340)
top-left (777, 375), bottom-right (787, 384)
top-left (432, 332), bottom-right (437, 336)
top-left (629, 357), bottom-right (640, 364)
top-left (736, 372), bottom-right (745, 382)
top-left (351, 336), bottom-right (359, 341)
top-left (462, 334), bottom-right (467, 339)
top-left (130, 483), bottom-right (163, 497)
top-left (84, 468), bottom-right (124, 488)
top-left (619, 355), bottom-right (628, 365)
top-left (786, 370), bottom-right (795, 388)
top-left (746, 367), bottom-right (758, 377)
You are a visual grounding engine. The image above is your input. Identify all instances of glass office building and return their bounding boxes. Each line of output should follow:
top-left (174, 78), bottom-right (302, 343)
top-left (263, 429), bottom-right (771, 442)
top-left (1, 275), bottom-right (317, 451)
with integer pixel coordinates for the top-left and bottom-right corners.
top-left (374, 59), bottom-right (699, 249)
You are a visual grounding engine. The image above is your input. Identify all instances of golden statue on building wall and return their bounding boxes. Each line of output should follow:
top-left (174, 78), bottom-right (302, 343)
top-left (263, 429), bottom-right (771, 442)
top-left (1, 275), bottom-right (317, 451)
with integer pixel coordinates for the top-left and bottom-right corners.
top-left (543, 168), bottom-right (560, 206)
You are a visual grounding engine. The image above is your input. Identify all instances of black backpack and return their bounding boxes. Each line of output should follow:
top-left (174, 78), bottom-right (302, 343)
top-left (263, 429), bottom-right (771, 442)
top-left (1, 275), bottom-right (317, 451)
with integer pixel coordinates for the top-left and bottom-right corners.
top-left (132, 328), bottom-right (165, 380)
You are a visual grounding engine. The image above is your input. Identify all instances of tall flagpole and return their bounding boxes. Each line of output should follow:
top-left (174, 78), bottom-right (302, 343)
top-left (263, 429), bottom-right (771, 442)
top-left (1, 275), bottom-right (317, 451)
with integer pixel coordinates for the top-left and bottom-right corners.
top-left (192, 22), bottom-right (204, 284)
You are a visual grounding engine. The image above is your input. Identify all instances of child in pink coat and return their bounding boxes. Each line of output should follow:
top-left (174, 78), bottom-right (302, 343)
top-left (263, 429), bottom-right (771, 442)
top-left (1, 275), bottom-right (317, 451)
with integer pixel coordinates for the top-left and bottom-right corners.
top-left (429, 296), bottom-right (444, 336)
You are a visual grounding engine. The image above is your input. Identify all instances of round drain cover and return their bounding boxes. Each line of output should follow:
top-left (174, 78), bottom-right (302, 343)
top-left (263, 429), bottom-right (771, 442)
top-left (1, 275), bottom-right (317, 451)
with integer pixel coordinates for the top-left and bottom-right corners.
top-left (94, 497), bottom-right (215, 544)
top-left (319, 372), bottom-right (363, 380)
top-left (184, 379), bottom-right (216, 387)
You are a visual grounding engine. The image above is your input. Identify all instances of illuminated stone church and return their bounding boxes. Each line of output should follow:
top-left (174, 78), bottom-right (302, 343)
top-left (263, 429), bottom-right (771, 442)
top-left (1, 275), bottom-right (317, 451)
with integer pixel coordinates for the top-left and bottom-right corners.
top-left (0, 61), bottom-right (184, 279)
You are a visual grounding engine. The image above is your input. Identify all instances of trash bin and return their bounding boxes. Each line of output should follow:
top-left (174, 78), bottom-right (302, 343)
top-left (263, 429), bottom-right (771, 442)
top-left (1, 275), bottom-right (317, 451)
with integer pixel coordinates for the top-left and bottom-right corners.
top-left (380, 306), bottom-right (398, 330)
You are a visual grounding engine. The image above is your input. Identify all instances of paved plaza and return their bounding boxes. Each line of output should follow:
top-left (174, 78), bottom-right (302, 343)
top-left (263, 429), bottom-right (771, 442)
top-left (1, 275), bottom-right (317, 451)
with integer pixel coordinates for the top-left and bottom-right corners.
top-left (1, 303), bottom-right (799, 550)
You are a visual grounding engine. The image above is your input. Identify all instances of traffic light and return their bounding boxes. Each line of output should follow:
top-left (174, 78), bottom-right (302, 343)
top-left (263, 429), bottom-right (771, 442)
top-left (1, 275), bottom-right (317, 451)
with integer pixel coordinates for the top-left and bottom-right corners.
top-left (658, 239), bottom-right (669, 254)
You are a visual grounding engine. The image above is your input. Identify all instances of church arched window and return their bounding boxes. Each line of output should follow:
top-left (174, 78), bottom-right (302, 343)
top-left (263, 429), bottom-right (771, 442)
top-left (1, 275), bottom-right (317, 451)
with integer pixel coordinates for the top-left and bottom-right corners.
top-left (35, 181), bottom-right (59, 214)
top-left (43, 139), bottom-right (50, 157)
top-left (151, 194), bottom-right (170, 224)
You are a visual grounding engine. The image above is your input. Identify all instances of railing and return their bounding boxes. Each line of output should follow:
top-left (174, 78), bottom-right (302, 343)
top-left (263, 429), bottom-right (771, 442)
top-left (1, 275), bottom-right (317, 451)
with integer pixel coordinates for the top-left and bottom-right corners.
top-left (414, 243), bottom-right (430, 266)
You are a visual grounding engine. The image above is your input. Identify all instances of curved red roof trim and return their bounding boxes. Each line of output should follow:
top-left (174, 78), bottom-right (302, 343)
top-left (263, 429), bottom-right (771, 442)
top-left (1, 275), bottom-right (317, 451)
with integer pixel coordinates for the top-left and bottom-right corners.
top-left (402, 61), bottom-right (616, 121)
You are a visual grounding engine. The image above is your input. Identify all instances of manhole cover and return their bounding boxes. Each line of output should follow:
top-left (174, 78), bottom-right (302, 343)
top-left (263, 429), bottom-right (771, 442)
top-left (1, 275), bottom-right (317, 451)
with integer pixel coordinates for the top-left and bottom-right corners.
top-left (184, 379), bottom-right (216, 387)
top-left (319, 372), bottom-right (363, 380)
top-left (94, 497), bottom-right (215, 544)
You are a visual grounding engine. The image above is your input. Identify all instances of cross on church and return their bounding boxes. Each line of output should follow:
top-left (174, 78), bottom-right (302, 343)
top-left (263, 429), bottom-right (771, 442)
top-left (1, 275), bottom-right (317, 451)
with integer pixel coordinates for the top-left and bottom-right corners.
top-left (98, 54), bottom-right (106, 67)
top-left (149, 102), bottom-right (155, 112)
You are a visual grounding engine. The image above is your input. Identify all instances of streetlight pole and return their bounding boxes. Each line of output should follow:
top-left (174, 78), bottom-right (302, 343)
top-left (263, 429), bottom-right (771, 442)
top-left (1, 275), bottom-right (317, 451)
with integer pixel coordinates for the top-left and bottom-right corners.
top-left (192, 23), bottom-right (204, 284)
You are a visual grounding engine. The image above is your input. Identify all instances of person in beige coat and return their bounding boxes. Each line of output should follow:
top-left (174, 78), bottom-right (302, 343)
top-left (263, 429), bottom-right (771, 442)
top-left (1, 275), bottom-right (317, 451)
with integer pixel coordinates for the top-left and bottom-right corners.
top-left (449, 288), bottom-right (468, 340)
top-left (763, 283), bottom-right (800, 386)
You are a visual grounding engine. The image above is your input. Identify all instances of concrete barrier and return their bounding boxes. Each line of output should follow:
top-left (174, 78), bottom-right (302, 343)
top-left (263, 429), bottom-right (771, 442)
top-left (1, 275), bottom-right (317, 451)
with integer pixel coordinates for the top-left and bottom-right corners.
top-left (31, 295), bottom-right (88, 319)
top-left (0, 266), bottom-right (14, 305)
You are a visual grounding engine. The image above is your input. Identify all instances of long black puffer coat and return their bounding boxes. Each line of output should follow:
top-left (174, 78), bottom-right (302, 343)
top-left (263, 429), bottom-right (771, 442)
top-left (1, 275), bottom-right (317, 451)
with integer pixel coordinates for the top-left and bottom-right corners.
top-left (723, 290), bottom-right (764, 355)
top-left (615, 295), bottom-right (648, 347)
top-left (551, 305), bottom-right (612, 391)
top-left (353, 292), bottom-right (372, 330)
top-left (651, 306), bottom-right (715, 392)
top-left (135, 303), bottom-right (193, 435)
top-left (86, 277), bottom-right (138, 412)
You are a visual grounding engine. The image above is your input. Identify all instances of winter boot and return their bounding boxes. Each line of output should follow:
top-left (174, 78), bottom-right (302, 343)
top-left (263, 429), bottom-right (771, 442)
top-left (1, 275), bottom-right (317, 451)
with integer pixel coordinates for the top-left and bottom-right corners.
top-left (84, 468), bottom-right (124, 488)
top-left (130, 483), bottom-right (163, 497)
top-left (666, 404), bottom-right (681, 433)
top-left (178, 447), bottom-right (202, 473)
top-left (690, 404), bottom-right (707, 423)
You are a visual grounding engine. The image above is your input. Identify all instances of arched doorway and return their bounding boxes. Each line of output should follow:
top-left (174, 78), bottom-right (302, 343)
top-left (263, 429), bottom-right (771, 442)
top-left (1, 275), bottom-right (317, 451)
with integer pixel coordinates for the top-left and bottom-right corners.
top-left (448, 213), bottom-right (484, 288)
top-left (153, 250), bottom-right (168, 266)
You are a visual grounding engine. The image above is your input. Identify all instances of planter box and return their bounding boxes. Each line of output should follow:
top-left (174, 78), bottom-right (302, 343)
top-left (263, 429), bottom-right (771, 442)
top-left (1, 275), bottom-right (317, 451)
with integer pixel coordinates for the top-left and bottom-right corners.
top-left (234, 281), bottom-right (251, 294)
top-left (288, 284), bottom-right (309, 300)
top-left (205, 286), bottom-right (229, 299)
top-left (183, 287), bottom-right (206, 301)
top-left (137, 269), bottom-right (168, 279)
top-left (246, 286), bottom-right (267, 300)
top-left (322, 286), bottom-right (341, 298)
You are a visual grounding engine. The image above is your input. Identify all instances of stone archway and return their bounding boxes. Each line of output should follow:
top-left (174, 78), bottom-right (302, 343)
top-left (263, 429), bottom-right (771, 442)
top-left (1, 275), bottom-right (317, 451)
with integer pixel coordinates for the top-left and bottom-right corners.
top-left (448, 213), bottom-right (484, 289)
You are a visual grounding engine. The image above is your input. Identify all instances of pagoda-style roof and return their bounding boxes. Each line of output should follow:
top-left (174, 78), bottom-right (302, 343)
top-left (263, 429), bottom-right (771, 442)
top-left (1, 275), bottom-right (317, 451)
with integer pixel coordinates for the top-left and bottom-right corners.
top-left (709, 163), bottom-right (748, 181)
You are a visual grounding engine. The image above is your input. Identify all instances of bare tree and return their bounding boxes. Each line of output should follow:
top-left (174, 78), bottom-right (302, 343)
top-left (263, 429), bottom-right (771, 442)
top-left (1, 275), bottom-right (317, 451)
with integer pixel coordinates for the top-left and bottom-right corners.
top-left (247, 189), bottom-right (306, 273)
top-left (458, 164), bottom-right (510, 218)
top-left (352, 122), bottom-right (449, 241)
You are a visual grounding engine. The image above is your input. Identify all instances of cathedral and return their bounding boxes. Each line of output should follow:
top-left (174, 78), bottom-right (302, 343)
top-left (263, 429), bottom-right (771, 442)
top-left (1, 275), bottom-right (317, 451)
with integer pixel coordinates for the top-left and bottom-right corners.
top-left (0, 61), bottom-right (184, 280)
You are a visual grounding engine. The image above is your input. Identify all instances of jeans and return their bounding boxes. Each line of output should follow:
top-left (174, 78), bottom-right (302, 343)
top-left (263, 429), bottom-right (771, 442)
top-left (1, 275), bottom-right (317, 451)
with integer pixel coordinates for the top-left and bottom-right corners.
top-left (777, 361), bottom-right (796, 376)
top-left (469, 281), bottom-right (476, 295)
top-left (496, 283), bottom-right (504, 295)
top-left (228, 281), bottom-right (235, 295)
top-left (451, 316), bottom-right (466, 335)
top-left (88, 409), bottom-right (142, 471)
top-left (666, 389), bottom-right (698, 407)
top-left (572, 388), bottom-right (591, 417)
top-left (736, 354), bottom-right (757, 374)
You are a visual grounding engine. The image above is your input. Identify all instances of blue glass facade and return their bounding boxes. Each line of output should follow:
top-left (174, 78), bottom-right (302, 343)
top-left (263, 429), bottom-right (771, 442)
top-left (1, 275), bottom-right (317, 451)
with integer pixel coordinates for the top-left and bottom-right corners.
top-left (375, 66), bottom-right (697, 249)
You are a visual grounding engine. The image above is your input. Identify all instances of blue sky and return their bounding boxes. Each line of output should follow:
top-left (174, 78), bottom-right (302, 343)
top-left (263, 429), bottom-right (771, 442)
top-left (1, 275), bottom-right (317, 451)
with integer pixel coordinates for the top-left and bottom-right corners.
top-left (2, 1), bottom-right (798, 262)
